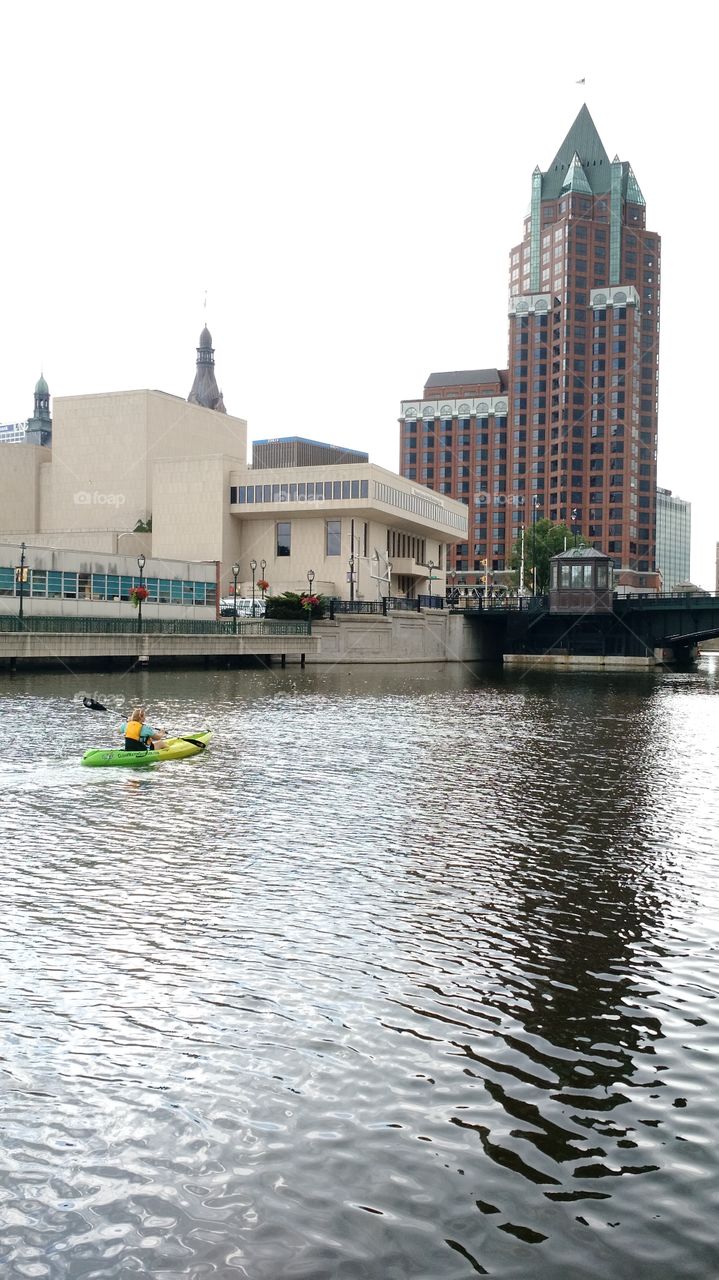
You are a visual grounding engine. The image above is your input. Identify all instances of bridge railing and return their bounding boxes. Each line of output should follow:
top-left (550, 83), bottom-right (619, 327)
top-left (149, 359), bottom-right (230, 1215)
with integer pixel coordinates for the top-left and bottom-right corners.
top-left (447, 593), bottom-right (548, 613)
top-left (0, 616), bottom-right (311, 637)
top-left (326, 595), bottom-right (446, 618)
top-left (620, 592), bottom-right (719, 604)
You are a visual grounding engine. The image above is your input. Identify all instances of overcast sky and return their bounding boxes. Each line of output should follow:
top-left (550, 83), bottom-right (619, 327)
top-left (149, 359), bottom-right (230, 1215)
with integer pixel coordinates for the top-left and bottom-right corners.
top-left (1, 1), bottom-right (714, 583)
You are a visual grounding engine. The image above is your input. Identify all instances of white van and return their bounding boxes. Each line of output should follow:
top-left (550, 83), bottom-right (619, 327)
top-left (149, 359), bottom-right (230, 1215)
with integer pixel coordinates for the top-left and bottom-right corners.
top-left (219, 597), bottom-right (266, 618)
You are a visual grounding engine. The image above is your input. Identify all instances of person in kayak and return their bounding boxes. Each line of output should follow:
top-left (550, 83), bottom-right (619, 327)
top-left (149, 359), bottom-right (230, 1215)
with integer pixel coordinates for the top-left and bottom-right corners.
top-left (121, 707), bottom-right (168, 752)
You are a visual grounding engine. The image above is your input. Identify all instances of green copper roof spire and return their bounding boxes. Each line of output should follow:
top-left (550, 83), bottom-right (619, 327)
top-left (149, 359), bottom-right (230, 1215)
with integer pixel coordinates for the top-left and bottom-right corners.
top-left (541, 104), bottom-right (611, 198)
top-left (625, 165), bottom-right (645, 206)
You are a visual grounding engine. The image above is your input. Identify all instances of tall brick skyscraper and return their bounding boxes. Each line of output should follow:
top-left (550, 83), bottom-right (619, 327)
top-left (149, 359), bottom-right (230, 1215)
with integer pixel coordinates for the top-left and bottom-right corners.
top-left (399, 106), bottom-right (660, 590)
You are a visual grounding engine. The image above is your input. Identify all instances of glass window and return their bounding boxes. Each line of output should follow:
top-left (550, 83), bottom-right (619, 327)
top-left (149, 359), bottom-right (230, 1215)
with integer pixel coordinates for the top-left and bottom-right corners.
top-left (342, 480), bottom-right (350, 499)
top-left (351, 479), bottom-right (360, 499)
top-left (277, 522), bottom-right (291, 557)
top-left (326, 519), bottom-right (341, 556)
top-left (324, 482), bottom-right (333, 499)
top-left (333, 481), bottom-right (342, 500)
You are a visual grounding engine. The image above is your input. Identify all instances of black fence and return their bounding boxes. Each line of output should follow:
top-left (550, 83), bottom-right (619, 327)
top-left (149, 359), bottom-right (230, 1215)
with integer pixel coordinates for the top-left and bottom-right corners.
top-left (327, 595), bottom-right (445, 618)
top-left (0, 616), bottom-right (310, 637)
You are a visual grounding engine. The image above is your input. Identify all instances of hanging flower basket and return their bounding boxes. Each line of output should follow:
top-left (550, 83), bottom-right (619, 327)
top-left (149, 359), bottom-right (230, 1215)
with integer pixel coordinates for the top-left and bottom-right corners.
top-left (129, 585), bottom-right (149, 608)
top-left (257, 579), bottom-right (270, 593)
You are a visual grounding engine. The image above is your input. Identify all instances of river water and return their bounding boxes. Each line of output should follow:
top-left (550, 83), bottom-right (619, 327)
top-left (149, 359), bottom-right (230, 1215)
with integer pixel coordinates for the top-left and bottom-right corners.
top-left (1, 659), bottom-right (718, 1279)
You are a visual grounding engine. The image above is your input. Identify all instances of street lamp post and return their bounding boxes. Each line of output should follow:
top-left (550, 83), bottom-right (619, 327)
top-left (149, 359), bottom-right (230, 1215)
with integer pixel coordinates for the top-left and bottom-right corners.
top-left (531, 496), bottom-right (541, 595)
top-left (17, 541), bottom-right (27, 620)
top-left (260, 559), bottom-right (267, 599)
top-left (571, 507), bottom-right (579, 548)
top-left (427, 559), bottom-right (435, 599)
top-left (250, 559), bottom-right (257, 617)
top-left (137, 553), bottom-right (146, 634)
top-left (349, 554), bottom-right (355, 604)
top-left (232, 561), bottom-right (240, 634)
top-left (306, 569), bottom-right (315, 603)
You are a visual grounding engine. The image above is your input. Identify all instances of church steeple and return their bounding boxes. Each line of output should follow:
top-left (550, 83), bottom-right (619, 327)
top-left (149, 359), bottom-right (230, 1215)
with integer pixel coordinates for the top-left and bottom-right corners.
top-left (26, 372), bottom-right (52, 446)
top-left (187, 325), bottom-right (226, 413)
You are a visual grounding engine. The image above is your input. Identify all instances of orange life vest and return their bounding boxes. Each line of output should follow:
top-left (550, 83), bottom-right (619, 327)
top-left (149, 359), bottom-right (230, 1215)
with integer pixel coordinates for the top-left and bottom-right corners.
top-left (125, 719), bottom-right (143, 741)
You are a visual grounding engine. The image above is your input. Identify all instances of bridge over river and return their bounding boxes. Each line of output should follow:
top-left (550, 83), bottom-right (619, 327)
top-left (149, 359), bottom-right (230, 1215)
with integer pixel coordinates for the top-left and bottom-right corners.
top-left (455, 592), bottom-right (719, 663)
top-left (2, 593), bottom-right (718, 670)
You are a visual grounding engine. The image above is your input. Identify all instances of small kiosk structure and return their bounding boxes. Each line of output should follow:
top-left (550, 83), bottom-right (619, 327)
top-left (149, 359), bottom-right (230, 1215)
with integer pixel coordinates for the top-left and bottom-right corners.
top-left (549, 547), bottom-right (614, 614)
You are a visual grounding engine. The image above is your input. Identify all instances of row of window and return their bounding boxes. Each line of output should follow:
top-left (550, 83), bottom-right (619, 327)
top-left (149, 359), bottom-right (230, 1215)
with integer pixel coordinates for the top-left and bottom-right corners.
top-left (404, 417), bottom-right (508, 430)
top-left (230, 479), bottom-right (466, 533)
top-left (554, 564), bottom-right (611, 589)
top-left (386, 531), bottom-right (427, 563)
top-left (230, 479), bottom-right (370, 505)
top-left (0, 567), bottom-right (217, 605)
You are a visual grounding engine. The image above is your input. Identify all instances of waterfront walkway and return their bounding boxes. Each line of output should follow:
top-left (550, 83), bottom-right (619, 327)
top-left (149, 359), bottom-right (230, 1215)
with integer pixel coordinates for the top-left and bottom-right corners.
top-left (0, 617), bottom-right (317, 668)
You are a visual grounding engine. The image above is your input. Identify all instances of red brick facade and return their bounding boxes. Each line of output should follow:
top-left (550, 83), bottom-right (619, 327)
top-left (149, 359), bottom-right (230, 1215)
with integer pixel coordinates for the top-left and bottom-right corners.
top-left (399, 108), bottom-right (661, 589)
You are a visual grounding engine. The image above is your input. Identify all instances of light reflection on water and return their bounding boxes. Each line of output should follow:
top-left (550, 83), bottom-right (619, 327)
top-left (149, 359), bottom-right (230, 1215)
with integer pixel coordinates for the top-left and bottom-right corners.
top-left (1, 659), bottom-right (719, 1279)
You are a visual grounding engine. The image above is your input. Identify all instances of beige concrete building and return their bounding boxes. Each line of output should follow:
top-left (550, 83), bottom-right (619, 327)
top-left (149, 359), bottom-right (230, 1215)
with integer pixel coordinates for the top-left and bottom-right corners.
top-left (0, 330), bottom-right (467, 607)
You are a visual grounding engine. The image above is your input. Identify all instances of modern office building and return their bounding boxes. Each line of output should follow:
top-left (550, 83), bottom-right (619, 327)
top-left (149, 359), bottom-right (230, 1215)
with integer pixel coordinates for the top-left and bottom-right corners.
top-left (400, 105), bottom-right (661, 590)
top-left (252, 437), bottom-right (368, 469)
top-left (0, 422), bottom-right (28, 444)
top-left (655, 487), bottom-right (690, 590)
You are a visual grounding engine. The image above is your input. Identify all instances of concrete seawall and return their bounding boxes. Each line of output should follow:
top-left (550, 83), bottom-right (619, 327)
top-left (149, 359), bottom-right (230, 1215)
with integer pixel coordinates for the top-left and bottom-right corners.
top-left (0, 611), bottom-right (501, 669)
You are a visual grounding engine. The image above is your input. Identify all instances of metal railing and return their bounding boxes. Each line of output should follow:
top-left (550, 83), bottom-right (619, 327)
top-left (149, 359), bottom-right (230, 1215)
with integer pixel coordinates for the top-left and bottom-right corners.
top-left (0, 615), bottom-right (311, 636)
top-left (327, 595), bottom-right (446, 618)
top-left (447, 593), bottom-right (548, 613)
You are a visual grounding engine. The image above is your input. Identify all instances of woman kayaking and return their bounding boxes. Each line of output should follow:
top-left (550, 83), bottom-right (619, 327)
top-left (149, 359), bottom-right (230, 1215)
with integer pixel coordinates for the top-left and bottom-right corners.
top-left (120, 707), bottom-right (169, 752)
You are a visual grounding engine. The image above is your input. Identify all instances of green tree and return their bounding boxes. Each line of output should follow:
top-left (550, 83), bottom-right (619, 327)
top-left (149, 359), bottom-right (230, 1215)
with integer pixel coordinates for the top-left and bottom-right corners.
top-left (510, 519), bottom-right (587, 594)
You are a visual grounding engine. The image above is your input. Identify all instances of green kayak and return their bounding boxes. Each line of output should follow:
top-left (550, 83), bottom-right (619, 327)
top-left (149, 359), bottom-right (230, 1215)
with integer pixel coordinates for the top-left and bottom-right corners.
top-left (81, 731), bottom-right (212, 768)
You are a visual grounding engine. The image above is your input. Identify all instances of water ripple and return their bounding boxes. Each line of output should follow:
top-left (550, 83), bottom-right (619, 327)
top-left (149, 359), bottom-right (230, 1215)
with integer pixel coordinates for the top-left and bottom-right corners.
top-left (1, 662), bottom-right (719, 1278)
